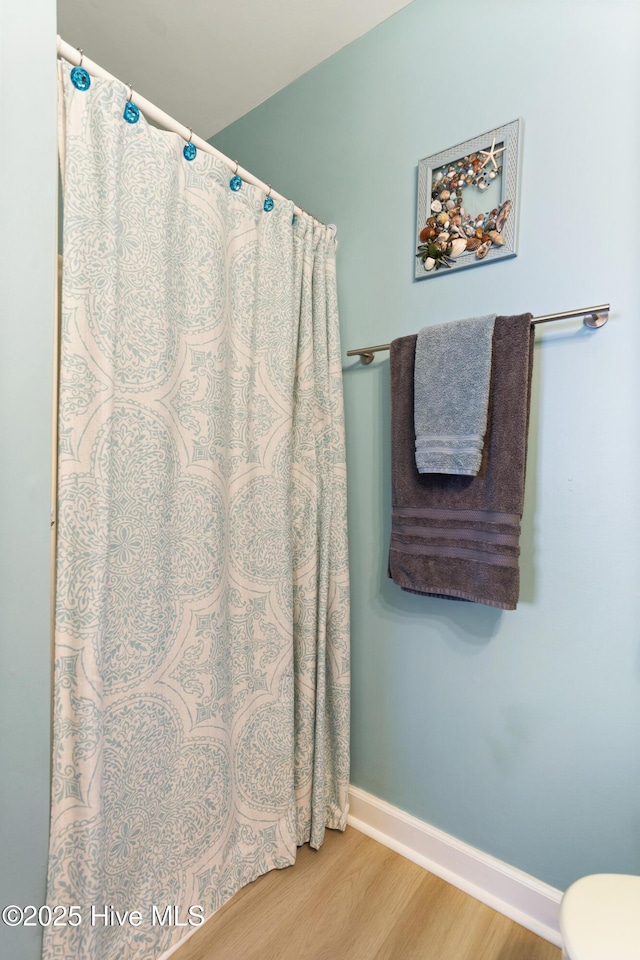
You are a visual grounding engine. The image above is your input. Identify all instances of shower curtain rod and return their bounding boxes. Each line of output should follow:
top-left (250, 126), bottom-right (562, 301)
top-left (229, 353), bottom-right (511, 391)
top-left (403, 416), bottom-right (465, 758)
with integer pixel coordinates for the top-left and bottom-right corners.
top-left (56, 36), bottom-right (331, 231)
top-left (346, 303), bottom-right (610, 363)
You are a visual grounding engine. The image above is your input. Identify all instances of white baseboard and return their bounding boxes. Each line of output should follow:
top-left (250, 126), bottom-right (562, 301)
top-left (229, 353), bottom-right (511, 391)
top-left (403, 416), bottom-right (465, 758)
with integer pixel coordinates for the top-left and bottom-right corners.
top-left (347, 785), bottom-right (562, 947)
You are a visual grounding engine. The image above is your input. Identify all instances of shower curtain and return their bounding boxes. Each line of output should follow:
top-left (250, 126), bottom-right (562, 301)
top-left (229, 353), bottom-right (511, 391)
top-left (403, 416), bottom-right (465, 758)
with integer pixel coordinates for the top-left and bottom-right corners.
top-left (45, 63), bottom-right (350, 960)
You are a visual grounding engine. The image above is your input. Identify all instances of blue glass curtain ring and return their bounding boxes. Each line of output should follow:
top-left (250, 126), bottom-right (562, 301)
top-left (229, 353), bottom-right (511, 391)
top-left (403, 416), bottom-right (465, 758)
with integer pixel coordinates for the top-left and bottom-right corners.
top-left (230, 162), bottom-right (242, 191)
top-left (123, 84), bottom-right (140, 124)
top-left (70, 49), bottom-right (91, 91)
top-left (183, 129), bottom-right (197, 161)
top-left (263, 187), bottom-right (274, 212)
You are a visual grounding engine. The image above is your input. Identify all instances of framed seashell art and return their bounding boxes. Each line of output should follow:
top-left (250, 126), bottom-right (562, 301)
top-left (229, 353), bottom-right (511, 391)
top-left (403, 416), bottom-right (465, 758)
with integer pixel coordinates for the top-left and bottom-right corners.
top-left (415, 119), bottom-right (521, 279)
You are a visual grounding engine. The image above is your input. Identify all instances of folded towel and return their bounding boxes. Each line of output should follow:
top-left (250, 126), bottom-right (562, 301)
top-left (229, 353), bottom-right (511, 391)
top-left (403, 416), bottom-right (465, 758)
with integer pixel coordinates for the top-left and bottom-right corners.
top-left (414, 314), bottom-right (496, 475)
top-left (389, 314), bottom-right (534, 611)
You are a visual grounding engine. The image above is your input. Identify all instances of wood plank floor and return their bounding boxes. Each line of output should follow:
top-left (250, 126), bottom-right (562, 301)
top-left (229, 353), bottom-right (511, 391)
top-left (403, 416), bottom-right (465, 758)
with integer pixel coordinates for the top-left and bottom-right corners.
top-left (172, 827), bottom-right (561, 960)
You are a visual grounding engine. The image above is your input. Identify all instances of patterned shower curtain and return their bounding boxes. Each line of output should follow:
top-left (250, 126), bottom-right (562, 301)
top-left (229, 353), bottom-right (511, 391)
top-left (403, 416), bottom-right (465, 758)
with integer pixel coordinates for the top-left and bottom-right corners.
top-left (45, 62), bottom-right (350, 960)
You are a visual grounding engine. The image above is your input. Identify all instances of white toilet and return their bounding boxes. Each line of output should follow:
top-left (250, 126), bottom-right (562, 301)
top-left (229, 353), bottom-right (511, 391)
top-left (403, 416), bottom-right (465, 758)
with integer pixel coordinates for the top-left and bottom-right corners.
top-left (560, 874), bottom-right (640, 959)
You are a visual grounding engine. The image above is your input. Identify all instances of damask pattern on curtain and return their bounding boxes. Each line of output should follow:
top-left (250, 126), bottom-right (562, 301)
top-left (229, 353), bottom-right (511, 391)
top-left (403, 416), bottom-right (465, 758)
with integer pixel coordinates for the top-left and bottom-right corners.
top-left (45, 63), bottom-right (349, 960)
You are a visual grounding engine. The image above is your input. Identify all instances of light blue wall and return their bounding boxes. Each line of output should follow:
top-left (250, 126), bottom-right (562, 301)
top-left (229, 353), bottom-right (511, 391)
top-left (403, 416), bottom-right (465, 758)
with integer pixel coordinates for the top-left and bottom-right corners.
top-left (0, 1), bottom-right (57, 957)
top-left (213, 0), bottom-right (640, 890)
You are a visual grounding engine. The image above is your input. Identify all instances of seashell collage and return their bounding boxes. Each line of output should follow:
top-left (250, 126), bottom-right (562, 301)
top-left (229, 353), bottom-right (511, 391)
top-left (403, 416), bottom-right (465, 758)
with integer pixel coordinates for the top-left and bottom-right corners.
top-left (416, 147), bottom-right (513, 273)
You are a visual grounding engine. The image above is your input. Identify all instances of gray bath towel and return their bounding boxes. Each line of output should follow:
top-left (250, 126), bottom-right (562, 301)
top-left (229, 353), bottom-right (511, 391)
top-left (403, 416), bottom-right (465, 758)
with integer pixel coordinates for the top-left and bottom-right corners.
top-left (414, 314), bottom-right (496, 475)
top-left (390, 314), bottom-right (534, 610)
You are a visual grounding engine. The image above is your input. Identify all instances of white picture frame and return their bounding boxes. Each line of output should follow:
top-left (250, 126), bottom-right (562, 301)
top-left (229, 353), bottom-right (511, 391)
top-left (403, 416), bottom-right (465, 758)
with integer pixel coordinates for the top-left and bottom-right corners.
top-left (415, 119), bottom-right (521, 280)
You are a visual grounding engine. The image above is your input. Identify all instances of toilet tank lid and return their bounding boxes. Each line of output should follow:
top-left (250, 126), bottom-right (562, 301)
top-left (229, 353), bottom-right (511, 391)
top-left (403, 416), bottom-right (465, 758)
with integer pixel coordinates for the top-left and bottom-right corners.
top-left (560, 874), bottom-right (640, 960)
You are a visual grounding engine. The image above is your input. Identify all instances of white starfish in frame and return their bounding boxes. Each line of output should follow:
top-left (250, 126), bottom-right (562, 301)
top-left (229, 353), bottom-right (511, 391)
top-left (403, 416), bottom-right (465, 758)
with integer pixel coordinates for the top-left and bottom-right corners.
top-left (479, 136), bottom-right (506, 170)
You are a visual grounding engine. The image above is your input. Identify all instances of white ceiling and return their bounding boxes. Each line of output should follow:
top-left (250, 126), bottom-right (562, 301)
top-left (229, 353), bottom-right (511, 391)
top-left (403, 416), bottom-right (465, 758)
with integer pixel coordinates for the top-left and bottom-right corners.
top-left (57, 0), bottom-right (415, 138)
